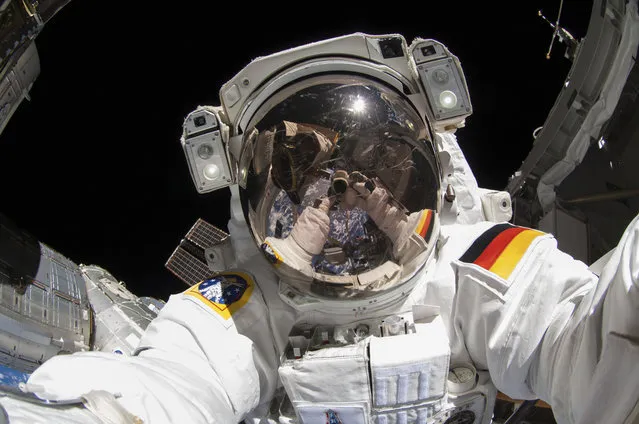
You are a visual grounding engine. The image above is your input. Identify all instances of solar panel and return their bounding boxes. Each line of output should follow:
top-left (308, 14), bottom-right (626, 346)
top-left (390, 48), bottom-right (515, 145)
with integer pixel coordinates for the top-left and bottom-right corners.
top-left (165, 246), bottom-right (213, 287)
top-left (166, 218), bottom-right (230, 286)
top-left (186, 219), bottom-right (229, 250)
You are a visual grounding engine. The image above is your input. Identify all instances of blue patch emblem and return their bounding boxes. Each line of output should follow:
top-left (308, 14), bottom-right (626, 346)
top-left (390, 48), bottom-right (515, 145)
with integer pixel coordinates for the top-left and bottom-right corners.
top-left (326, 409), bottom-right (343, 424)
top-left (184, 271), bottom-right (255, 320)
top-left (198, 275), bottom-right (247, 305)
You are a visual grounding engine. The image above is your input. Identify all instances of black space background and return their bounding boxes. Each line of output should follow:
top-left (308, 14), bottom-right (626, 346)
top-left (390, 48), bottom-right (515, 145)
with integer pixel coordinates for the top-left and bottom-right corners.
top-left (0, 1), bottom-right (591, 301)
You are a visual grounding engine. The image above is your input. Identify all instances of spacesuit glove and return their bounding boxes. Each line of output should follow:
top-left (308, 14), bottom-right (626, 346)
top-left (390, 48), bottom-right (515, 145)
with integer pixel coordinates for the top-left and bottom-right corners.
top-left (262, 198), bottom-right (332, 274)
top-left (342, 185), bottom-right (365, 210)
top-left (350, 183), bottom-right (407, 245)
top-left (290, 197), bottom-right (332, 255)
top-left (349, 183), bottom-right (429, 262)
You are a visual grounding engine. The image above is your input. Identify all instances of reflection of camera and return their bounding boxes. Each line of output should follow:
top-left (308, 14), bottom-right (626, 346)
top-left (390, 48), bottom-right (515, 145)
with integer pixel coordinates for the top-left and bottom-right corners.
top-left (330, 170), bottom-right (373, 195)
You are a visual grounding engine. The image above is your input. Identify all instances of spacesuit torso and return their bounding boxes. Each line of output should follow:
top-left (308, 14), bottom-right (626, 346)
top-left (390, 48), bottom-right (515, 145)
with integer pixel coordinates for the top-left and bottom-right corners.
top-left (191, 129), bottom-right (543, 424)
top-left (227, 212), bottom-right (501, 424)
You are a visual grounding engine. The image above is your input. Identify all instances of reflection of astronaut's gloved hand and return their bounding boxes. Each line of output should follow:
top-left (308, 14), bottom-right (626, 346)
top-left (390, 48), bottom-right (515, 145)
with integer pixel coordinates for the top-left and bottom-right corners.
top-left (289, 197), bottom-right (332, 256)
top-left (345, 182), bottom-right (429, 263)
top-left (346, 183), bottom-right (406, 245)
top-left (261, 197), bottom-right (333, 274)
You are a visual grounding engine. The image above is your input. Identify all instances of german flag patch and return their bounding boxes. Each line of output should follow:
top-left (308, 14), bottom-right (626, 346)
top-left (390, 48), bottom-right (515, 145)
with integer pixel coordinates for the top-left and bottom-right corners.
top-left (460, 223), bottom-right (544, 280)
top-left (415, 209), bottom-right (435, 241)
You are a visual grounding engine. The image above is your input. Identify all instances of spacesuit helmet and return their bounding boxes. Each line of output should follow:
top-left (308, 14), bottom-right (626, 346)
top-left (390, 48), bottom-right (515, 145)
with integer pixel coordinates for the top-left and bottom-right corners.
top-left (181, 34), bottom-right (473, 304)
top-left (241, 73), bottom-right (442, 303)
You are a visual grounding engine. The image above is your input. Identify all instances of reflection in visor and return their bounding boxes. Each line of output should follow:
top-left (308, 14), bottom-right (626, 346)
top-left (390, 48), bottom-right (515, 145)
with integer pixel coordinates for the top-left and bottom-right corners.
top-left (267, 189), bottom-right (392, 276)
top-left (269, 121), bottom-right (337, 204)
top-left (241, 75), bottom-right (440, 299)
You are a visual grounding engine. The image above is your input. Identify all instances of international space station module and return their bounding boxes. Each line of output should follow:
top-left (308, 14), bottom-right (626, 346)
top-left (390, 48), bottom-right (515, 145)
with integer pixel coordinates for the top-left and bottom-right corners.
top-left (0, 213), bottom-right (164, 380)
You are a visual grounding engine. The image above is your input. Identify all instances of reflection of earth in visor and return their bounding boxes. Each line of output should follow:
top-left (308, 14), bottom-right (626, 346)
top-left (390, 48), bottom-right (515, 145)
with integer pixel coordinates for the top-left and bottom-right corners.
top-left (267, 188), bottom-right (392, 275)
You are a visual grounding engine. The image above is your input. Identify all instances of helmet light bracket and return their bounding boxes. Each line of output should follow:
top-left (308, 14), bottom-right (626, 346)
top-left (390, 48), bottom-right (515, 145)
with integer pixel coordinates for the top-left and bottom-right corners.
top-left (410, 39), bottom-right (473, 132)
top-left (181, 107), bottom-right (235, 194)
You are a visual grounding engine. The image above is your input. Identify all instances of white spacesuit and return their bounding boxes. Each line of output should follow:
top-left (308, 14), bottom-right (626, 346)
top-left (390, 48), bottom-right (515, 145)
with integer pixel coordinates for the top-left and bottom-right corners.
top-left (0, 33), bottom-right (638, 424)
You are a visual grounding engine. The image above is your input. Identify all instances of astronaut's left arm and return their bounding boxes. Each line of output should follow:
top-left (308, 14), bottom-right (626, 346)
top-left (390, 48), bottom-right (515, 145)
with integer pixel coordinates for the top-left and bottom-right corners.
top-left (5, 279), bottom-right (277, 423)
top-left (452, 214), bottom-right (639, 423)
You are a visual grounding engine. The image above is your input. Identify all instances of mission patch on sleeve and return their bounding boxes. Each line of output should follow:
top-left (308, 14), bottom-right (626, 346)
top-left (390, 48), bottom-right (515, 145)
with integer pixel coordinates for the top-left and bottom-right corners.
top-left (184, 271), bottom-right (254, 319)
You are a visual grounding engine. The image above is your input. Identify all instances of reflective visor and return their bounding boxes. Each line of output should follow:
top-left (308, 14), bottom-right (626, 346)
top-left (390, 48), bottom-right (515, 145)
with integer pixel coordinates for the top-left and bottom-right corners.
top-left (239, 74), bottom-right (440, 300)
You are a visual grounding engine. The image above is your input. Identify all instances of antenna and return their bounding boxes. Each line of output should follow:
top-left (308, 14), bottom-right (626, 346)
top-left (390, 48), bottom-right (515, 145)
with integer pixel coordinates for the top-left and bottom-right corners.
top-left (539, 0), bottom-right (579, 61)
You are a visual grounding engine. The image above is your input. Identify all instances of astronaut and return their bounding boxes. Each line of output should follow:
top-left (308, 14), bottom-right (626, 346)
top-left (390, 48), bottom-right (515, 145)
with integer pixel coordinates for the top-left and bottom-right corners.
top-left (1, 33), bottom-right (638, 424)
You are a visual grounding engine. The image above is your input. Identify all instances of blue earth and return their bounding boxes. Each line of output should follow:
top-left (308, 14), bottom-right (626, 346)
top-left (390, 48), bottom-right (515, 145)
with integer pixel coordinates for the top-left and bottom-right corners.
top-left (0, 364), bottom-right (30, 389)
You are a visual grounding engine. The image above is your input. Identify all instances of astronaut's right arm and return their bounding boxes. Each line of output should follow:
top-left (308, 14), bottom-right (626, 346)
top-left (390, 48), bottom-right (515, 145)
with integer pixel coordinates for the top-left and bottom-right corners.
top-left (1, 281), bottom-right (276, 423)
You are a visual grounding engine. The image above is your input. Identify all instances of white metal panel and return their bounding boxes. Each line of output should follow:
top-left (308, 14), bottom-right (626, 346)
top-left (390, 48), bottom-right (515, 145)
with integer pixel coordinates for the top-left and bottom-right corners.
top-left (539, 206), bottom-right (589, 262)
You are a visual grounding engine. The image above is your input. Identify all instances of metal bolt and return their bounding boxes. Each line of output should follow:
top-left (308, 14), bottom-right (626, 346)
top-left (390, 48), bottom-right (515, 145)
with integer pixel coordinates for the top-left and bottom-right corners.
top-left (445, 184), bottom-right (456, 202)
top-left (355, 324), bottom-right (369, 338)
top-left (242, 78), bottom-right (250, 87)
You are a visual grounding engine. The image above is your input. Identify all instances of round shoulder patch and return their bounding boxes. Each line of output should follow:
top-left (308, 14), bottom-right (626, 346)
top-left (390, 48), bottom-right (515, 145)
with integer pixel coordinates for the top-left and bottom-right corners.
top-left (183, 271), bottom-right (255, 320)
